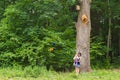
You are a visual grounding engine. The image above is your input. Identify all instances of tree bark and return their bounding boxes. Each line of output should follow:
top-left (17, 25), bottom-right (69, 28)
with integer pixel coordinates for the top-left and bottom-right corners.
top-left (75, 0), bottom-right (91, 72)
top-left (107, 0), bottom-right (112, 58)
top-left (107, 17), bottom-right (111, 58)
top-left (118, 30), bottom-right (120, 56)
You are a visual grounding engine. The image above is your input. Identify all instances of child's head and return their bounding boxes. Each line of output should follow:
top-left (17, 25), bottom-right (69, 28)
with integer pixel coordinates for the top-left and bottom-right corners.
top-left (77, 52), bottom-right (81, 57)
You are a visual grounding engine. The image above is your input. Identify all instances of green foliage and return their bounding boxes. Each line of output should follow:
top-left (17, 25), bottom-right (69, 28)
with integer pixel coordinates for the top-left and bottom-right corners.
top-left (90, 36), bottom-right (110, 68)
top-left (0, 0), bottom-right (76, 71)
top-left (90, 36), bottom-right (107, 58)
top-left (0, 0), bottom-right (120, 71)
top-left (112, 56), bottom-right (120, 68)
top-left (0, 67), bottom-right (120, 80)
top-left (90, 0), bottom-right (120, 68)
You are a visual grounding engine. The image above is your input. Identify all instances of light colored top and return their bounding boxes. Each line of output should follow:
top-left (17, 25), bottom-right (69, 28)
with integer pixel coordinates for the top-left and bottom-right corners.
top-left (73, 55), bottom-right (81, 62)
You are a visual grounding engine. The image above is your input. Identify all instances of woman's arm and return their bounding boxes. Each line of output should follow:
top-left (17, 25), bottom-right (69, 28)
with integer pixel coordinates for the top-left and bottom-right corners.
top-left (73, 54), bottom-right (77, 60)
top-left (73, 56), bottom-right (76, 60)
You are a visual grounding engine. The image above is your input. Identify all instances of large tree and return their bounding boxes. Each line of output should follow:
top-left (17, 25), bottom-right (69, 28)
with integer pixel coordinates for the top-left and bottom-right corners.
top-left (75, 0), bottom-right (91, 72)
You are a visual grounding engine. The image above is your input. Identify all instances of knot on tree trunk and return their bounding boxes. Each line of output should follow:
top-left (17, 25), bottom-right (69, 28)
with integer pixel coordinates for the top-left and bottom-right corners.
top-left (76, 5), bottom-right (80, 11)
top-left (82, 14), bottom-right (88, 24)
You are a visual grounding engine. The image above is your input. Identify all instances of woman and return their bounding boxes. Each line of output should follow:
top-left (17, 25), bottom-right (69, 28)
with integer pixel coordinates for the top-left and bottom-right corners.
top-left (73, 52), bottom-right (82, 75)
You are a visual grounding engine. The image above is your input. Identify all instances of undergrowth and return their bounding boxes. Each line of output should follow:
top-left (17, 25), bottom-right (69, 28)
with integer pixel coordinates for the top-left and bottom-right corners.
top-left (0, 65), bottom-right (120, 80)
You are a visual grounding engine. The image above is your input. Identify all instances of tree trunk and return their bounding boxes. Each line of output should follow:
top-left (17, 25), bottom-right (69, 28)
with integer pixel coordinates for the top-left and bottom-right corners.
top-left (118, 30), bottom-right (120, 56)
top-left (75, 0), bottom-right (91, 72)
top-left (107, 17), bottom-right (111, 58)
top-left (106, 0), bottom-right (112, 58)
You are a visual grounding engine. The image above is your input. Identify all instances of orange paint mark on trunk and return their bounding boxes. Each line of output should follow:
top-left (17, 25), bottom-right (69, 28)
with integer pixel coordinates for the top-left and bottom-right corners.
top-left (82, 14), bottom-right (88, 24)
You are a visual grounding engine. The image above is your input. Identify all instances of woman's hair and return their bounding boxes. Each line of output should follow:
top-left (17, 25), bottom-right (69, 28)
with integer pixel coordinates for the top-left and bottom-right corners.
top-left (78, 52), bottom-right (81, 56)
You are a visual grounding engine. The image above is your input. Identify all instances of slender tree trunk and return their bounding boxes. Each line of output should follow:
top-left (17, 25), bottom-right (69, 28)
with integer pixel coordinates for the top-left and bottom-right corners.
top-left (107, 18), bottom-right (111, 58)
top-left (118, 30), bottom-right (120, 56)
top-left (75, 0), bottom-right (91, 72)
top-left (107, 0), bottom-right (112, 58)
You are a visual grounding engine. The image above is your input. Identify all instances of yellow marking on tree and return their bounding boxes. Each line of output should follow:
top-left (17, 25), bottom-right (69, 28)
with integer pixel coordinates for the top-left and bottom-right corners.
top-left (82, 14), bottom-right (88, 24)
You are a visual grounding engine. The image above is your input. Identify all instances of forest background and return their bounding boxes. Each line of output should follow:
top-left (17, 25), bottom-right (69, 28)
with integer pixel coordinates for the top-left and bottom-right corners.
top-left (0, 0), bottom-right (120, 72)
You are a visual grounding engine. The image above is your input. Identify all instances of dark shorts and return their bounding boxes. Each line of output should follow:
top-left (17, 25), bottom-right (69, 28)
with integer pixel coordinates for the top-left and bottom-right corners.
top-left (73, 62), bottom-right (80, 68)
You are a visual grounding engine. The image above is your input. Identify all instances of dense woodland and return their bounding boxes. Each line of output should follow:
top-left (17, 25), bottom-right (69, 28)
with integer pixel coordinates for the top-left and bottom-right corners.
top-left (0, 0), bottom-right (120, 71)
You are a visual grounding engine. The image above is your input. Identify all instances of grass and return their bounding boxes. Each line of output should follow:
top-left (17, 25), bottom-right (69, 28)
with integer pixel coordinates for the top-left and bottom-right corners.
top-left (0, 66), bottom-right (120, 80)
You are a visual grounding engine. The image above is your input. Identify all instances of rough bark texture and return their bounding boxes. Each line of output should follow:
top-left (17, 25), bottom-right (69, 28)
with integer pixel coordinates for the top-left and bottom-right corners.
top-left (75, 0), bottom-right (91, 72)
